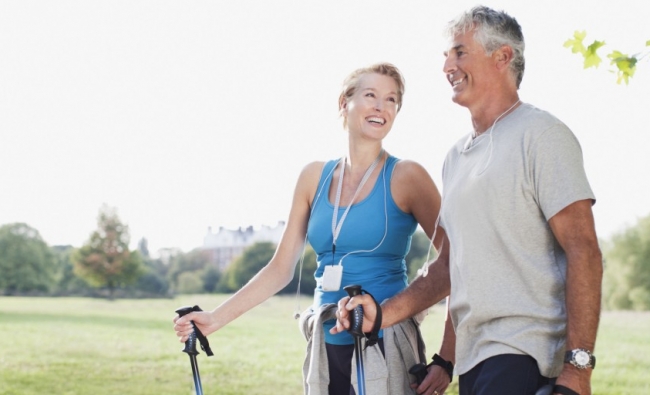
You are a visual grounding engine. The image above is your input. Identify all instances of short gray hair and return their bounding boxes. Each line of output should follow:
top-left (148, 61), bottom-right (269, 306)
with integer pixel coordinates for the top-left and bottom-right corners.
top-left (446, 5), bottom-right (525, 88)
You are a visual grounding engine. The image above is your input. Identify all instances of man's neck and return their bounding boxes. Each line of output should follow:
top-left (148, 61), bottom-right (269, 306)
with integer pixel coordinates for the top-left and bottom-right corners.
top-left (469, 94), bottom-right (521, 136)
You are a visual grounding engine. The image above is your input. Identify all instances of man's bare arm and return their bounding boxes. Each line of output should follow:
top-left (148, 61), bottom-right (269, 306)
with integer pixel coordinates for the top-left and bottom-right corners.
top-left (549, 199), bottom-right (603, 395)
top-left (332, 232), bottom-right (451, 334)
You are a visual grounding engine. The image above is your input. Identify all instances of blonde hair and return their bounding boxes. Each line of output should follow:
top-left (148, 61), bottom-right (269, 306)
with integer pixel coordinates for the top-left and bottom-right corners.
top-left (338, 63), bottom-right (406, 122)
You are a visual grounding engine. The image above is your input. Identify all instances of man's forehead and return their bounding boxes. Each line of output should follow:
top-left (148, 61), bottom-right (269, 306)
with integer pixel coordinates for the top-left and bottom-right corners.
top-left (444, 31), bottom-right (475, 53)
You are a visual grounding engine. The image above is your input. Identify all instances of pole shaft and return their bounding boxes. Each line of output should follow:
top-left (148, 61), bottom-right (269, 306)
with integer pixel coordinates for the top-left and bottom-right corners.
top-left (354, 339), bottom-right (365, 395)
top-left (189, 354), bottom-right (203, 395)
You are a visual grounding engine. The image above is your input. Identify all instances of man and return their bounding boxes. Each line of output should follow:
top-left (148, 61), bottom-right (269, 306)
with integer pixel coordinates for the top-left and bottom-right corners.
top-left (332, 6), bottom-right (602, 395)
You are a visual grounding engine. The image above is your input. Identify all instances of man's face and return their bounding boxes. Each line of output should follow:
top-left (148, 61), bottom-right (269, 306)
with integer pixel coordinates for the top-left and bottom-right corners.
top-left (443, 29), bottom-right (499, 109)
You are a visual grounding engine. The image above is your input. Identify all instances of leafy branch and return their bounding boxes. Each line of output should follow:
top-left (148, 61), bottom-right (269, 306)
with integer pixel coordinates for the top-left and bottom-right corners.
top-left (564, 31), bottom-right (650, 85)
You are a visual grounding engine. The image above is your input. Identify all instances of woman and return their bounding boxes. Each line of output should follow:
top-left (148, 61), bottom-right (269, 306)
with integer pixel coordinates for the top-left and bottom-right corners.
top-left (174, 63), bottom-right (450, 394)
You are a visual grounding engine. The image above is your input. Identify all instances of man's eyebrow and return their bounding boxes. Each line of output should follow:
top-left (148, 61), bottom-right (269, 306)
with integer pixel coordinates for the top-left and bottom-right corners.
top-left (444, 44), bottom-right (464, 56)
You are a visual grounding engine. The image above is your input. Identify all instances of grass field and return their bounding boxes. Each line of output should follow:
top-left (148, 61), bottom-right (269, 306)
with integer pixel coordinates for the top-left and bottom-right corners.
top-left (0, 295), bottom-right (648, 394)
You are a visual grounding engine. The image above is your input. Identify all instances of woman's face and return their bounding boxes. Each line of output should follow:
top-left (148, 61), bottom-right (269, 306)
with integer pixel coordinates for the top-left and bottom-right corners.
top-left (341, 73), bottom-right (399, 141)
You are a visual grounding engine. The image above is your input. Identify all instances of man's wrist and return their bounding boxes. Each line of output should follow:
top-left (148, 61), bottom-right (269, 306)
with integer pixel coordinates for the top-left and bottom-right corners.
top-left (553, 384), bottom-right (580, 395)
top-left (428, 353), bottom-right (453, 382)
top-left (564, 348), bottom-right (596, 370)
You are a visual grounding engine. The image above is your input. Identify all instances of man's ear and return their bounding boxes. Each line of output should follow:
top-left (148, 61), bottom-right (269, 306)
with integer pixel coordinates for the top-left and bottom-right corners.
top-left (494, 45), bottom-right (513, 71)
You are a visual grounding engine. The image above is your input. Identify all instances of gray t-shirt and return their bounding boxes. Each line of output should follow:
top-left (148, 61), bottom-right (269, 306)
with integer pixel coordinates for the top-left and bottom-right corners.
top-left (439, 103), bottom-right (595, 377)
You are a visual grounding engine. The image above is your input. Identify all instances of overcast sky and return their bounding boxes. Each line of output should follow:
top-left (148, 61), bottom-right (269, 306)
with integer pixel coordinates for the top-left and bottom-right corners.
top-left (1, 0), bottom-right (648, 255)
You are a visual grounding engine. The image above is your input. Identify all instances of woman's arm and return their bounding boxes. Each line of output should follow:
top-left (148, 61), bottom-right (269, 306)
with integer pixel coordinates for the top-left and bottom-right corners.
top-left (173, 161), bottom-right (323, 341)
top-left (391, 159), bottom-right (444, 250)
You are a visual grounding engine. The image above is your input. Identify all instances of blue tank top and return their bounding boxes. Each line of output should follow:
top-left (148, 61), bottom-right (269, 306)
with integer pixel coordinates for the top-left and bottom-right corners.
top-left (307, 155), bottom-right (418, 345)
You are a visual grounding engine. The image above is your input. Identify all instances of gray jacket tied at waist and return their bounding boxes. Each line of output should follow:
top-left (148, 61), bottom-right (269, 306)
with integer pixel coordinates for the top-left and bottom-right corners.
top-left (299, 303), bottom-right (426, 395)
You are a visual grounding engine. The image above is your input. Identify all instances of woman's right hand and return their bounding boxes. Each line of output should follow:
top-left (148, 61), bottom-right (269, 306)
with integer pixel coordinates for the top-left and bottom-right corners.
top-left (173, 310), bottom-right (217, 342)
top-left (330, 294), bottom-right (379, 335)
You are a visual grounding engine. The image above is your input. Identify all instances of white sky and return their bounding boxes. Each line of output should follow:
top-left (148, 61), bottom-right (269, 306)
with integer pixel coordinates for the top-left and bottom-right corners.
top-left (1, 1), bottom-right (648, 255)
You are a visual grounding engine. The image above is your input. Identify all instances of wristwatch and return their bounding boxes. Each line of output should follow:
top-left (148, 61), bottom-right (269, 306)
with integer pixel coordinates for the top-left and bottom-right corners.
top-left (564, 348), bottom-right (596, 369)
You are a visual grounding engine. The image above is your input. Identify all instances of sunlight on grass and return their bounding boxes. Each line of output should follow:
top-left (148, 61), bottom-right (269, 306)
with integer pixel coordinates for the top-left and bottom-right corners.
top-left (0, 296), bottom-right (647, 394)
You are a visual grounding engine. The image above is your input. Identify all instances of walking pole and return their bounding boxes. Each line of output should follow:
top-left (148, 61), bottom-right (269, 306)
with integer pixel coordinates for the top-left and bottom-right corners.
top-left (175, 305), bottom-right (213, 395)
top-left (344, 285), bottom-right (366, 395)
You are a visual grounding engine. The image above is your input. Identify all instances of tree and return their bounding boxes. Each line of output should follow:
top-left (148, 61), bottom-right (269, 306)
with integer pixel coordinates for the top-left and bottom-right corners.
top-left (132, 256), bottom-right (170, 297)
top-left (0, 223), bottom-right (56, 294)
top-left (405, 230), bottom-right (437, 281)
top-left (564, 31), bottom-right (650, 84)
top-left (603, 214), bottom-right (650, 310)
top-left (167, 248), bottom-right (212, 293)
top-left (51, 245), bottom-right (94, 296)
top-left (218, 242), bottom-right (276, 292)
top-left (137, 237), bottom-right (150, 258)
top-left (176, 271), bottom-right (204, 294)
top-left (282, 245), bottom-right (317, 295)
top-left (203, 265), bottom-right (222, 293)
top-left (72, 205), bottom-right (144, 299)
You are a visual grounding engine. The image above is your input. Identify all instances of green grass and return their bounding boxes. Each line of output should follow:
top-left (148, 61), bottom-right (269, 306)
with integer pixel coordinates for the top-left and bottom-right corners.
top-left (0, 296), bottom-right (648, 394)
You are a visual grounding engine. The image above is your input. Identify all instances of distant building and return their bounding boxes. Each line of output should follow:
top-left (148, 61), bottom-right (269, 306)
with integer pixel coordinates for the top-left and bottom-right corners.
top-left (202, 221), bottom-right (285, 271)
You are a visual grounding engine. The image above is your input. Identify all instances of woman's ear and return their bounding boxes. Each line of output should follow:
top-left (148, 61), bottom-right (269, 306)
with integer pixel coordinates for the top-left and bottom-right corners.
top-left (339, 97), bottom-right (348, 116)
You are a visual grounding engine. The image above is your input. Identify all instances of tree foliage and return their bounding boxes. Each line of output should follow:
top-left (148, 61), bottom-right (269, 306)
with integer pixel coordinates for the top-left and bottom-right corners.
top-left (603, 214), bottom-right (650, 310)
top-left (216, 241), bottom-right (318, 295)
top-left (0, 223), bottom-right (56, 294)
top-left (167, 248), bottom-right (213, 294)
top-left (51, 245), bottom-right (94, 295)
top-left (282, 245), bottom-right (317, 295)
top-left (71, 205), bottom-right (144, 298)
top-left (133, 256), bottom-right (170, 297)
top-left (564, 31), bottom-right (650, 84)
top-left (218, 242), bottom-right (276, 292)
top-left (406, 230), bottom-right (437, 281)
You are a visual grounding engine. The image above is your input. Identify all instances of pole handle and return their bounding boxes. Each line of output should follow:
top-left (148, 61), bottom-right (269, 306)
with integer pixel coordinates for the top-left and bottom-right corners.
top-left (176, 306), bottom-right (201, 356)
top-left (343, 284), bottom-right (364, 337)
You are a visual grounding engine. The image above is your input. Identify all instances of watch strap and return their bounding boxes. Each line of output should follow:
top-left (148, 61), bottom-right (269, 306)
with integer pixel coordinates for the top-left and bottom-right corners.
top-left (429, 353), bottom-right (454, 382)
top-left (553, 384), bottom-right (580, 395)
top-left (564, 349), bottom-right (595, 369)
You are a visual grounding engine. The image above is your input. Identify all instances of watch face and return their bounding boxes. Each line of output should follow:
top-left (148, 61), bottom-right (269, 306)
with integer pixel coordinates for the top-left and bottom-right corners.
top-left (575, 350), bottom-right (590, 366)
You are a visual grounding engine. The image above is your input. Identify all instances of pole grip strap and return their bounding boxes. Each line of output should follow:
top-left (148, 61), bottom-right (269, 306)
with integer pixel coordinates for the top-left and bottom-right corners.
top-left (361, 290), bottom-right (382, 349)
top-left (188, 305), bottom-right (214, 357)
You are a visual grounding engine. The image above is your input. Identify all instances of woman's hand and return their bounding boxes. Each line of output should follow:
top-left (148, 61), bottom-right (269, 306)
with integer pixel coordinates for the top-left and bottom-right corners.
top-left (173, 310), bottom-right (218, 343)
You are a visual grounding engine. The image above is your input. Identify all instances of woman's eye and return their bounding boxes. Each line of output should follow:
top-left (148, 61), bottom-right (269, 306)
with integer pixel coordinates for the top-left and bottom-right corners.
top-left (388, 97), bottom-right (397, 103)
top-left (365, 92), bottom-right (375, 97)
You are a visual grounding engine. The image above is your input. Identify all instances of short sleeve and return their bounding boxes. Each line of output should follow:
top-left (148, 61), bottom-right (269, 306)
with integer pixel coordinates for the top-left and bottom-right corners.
top-left (530, 124), bottom-right (596, 220)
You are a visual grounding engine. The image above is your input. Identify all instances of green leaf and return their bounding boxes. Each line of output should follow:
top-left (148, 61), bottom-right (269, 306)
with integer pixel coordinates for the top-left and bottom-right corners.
top-left (564, 30), bottom-right (587, 55)
top-left (608, 51), bottom-right (637, 85)
top-left (583, 40), bottom-right (606, 68)
top-left (646, 40), bottom-right (650, 47)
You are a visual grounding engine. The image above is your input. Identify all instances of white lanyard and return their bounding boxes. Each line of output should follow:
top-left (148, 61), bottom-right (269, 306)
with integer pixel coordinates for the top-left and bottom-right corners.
top-left (331, 149), bottom-right (384, 257)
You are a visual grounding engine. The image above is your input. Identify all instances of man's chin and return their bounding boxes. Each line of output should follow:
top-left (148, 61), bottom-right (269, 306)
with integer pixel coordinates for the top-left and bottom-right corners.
top-left (451, 93), bottom-right (469, 107)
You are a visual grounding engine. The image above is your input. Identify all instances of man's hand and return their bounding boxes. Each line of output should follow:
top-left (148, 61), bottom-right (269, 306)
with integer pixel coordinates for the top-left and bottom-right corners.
top-left (412, 365), bottom-right (451, 395)
top-left (554, 365), bottom-right (592, 395)
top-left (330, 294), bottom-right (379, 335)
